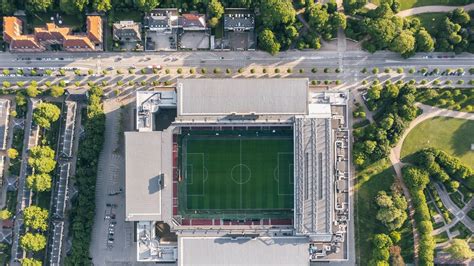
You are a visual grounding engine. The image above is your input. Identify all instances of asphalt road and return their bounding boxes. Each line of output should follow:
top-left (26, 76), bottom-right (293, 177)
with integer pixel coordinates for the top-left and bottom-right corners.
top-left (1, 51), bottom-right (473, 73)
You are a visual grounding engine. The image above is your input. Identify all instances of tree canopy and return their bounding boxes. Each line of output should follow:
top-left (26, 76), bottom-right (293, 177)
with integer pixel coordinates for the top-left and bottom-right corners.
top-left (20, 258), bottom-right (42, 266)
top-left (23, 206), bottom-right (49, 231)
top-left (26, 0), bottom-right (53, 12)
top-left (20, 233), bottom-right (46, 252)
top-left (26, 173), bottom-right (52, 192)
top-left (28, 146), bottom-right (56, 174)
top-left (33, 102), bottom-right (61, 129)
top-left (445, 239), bottom-right (474, 260)
top-left (258, 29), bottom-right (280, 55)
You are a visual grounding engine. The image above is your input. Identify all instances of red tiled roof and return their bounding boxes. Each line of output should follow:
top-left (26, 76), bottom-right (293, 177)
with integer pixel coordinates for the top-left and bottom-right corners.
top-left (3, 16), bottom-right (102, 52)
top-left (64, 36), bottom-right (95, 50)
top-left (87, 16), bottom-right (102, 44)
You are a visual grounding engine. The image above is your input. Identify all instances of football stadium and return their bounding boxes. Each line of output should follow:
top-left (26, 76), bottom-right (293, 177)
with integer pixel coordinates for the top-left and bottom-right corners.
top-left (179, 128), bottom-right (294, 218)
top-left (125, 79), bottom-right (351, 265)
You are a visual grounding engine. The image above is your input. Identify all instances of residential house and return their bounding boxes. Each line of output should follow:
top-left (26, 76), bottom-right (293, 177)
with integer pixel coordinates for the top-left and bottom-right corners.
top-left (178, 13), bottom-right (210, 50)
top-left (113, 21), bottom-right (142, 50)
top-left (144, 8), bottom-right (179, 51)
top-left (222, 9), bottom-right (256, 50)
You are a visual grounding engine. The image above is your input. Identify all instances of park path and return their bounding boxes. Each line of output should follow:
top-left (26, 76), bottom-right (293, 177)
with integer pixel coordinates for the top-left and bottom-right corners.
top-left (397, 3), bottom-right (474, 17)
top-left (387, 103), bottom-right (474, 258)
top-left (363, 2), bottom-right (474, 17)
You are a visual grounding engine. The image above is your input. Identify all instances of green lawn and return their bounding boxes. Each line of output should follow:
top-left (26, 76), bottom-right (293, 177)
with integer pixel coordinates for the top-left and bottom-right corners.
top-left (370, 0), bottom-right (474, 10)
top-left (434, 231), bottom-right (449, 243)
top-left (355, 159), bottom-right (401, 265)
top-left (180, 130), bottom-right (293, 218)
top-left (411, 13), bottom-right (447, 34)
top-left (401, 117), bottom-right (474, 168)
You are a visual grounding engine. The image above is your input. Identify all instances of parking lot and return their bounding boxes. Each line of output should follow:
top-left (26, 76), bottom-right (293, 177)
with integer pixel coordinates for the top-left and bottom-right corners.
top-left (145, 31), bottom-right (177, 51)
top-left (179, 32), bottom-right (210, 50)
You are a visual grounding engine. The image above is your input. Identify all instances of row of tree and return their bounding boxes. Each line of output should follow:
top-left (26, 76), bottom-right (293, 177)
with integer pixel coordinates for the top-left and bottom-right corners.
top-left (353, 83), bottom-right (418, 167)
top-left (66, 87), bottom-right (105, 264)
top-left (414, 147), bottom-right (474, 189)
top-left (402, 165), bottom-right (435, 265)
top-left (19, 206), bottom-right (49, 265)
top-left (371, 186), bottom-right (407, 265)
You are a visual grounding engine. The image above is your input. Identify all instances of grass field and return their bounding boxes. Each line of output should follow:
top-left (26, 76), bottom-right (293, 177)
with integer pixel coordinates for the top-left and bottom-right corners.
top-left (355, 159), bottom-right (414, 264)
top-left (370, 0), bottom-right (474, 10)
top-left (401, 117), bottom-right (474, 168)
top-left (179, 130), bottom-right (294, 218)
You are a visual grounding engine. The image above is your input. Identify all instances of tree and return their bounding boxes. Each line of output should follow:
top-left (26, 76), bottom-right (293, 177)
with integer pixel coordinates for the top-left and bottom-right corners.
top-left (20, 233), bottom-right (46, 252)
top-left (26, 0), bottom-right (52, 12)
top-left (26, 173), bottom-right (52, 192)
top-left (21, 258), bottom-right (42, 266)
top-left (93, 0), bottom-right (111, 11)
top-left (208, 0), bottom-right (224, 19)
top-left (258, 29), bottom-right (280, 55)
top-left (134, 0), bottom-right (160, 11)
top-left (0, 209), bottom-right (11, 220)
top-left (259, 0), bottom-right (296, 28)
top-left (343, 0), bottom-right (367, 15)
top-left (390, 30), bottom-right (415, 55)
top-left (450, 8), bottom-right (470, 25)
top-left (445, 239), bottom-right (473, 260)
top-left (390, 231), bottom-right (401, 243)
top-left (50, 86), bottom-right (65, 98)
top-left (415, 29), bottom-right (434, 52)
top-left (33, 103), bottom-right (61, 129)
top-left (23, 206), bottom-right (48, 231)
top-left (403, 166), bottom-right (430, 190)
top-left (26, 85), bottom-right (40, 98)
top-left (7, 148), bottom-right (18, 159)
top-left (28, 146), bottom-right (56, 174)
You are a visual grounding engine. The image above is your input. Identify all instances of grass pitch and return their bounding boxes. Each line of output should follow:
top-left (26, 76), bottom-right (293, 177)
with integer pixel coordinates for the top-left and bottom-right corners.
top-left (179, 130), bottom-right (294, 218)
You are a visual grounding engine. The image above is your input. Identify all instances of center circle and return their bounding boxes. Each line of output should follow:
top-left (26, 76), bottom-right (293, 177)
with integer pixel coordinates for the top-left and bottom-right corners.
top-left (230, 164), bottom-right (251, 184)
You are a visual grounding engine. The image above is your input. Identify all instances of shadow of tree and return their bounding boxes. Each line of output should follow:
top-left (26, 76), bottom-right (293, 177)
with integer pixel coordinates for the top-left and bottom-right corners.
top-left (450, 119), bottom-right (474, 159)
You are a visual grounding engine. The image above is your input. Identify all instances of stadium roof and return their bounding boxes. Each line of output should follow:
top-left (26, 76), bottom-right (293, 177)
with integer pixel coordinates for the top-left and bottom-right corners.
top-left (178, 236), bottom-right (309, 265)
top-left (177, 79), bottom-right (308, 116)
top-left (125, 131), bottom-right (173, 221)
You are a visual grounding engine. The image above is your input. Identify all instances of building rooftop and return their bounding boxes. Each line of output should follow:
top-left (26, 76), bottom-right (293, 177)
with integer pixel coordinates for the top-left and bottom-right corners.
top-left (144, 8), bottom-right (179, 30)
top-left (125, 131), bottom-right (173, 221)
top-left (178, 236), bottom-right (310, 265)
top-left (224, 12), bottom-right (254, 30)
top-left (176, 79), bottom-right (308, 117)
top-left (180, 13), bottom-right (206, 29)
top-left (113, 21), bottom-right (141, 42)
top-left (2, 16), bottom-right (102, 52)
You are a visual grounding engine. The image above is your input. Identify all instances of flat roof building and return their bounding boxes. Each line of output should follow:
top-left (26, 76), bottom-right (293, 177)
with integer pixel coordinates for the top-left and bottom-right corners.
top-left (125, 79), bottom-right (351, 264)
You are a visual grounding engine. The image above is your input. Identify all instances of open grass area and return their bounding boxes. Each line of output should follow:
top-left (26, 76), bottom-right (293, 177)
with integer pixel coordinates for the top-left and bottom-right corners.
top-left (28, 13), bottom-right (84, 31)
top-left (401, 117), bottom-right (474, 168)
top-left (410, 13), bottom-right (446, 34)
top-left (355, 159), bottom-right (406, 264)
top-left (179, 129), bottom-right (293, 219)
top-left (468, 209), bottom-right (474, 220)
top-left (370, 0), bottom-right (474, 10)
top-left (449, 222), bottom-right (473, 239)
top-left (434, 231), bottom-right (449, 243)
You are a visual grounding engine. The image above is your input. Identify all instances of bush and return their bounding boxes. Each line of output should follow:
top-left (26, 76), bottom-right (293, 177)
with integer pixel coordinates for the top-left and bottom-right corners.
top-left (238, 68), bottom-right (244, 73)
top-left (274, 68), bottom-right (280, 73)
top-left (214, 68), bottom-right (221, 74)
top-left (226, 68), bottom-right (232, 74)
top-left (50, 86), bottom-right (65, 98)
top-left (372, 68), bottom-right (379, 74)
top-left (287, 68), bottom-right (292, 73)
top-left (311, 68), bottom-right (318, 73)
top-left (201, 68), bottom-right (207, 74)
top-left (177, 68), bottom-right (183, 74)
